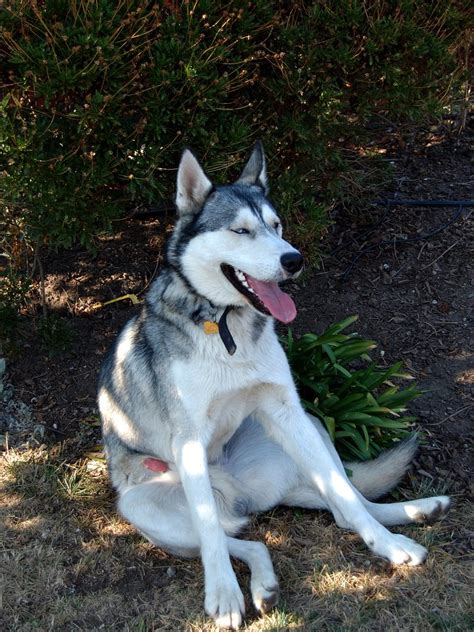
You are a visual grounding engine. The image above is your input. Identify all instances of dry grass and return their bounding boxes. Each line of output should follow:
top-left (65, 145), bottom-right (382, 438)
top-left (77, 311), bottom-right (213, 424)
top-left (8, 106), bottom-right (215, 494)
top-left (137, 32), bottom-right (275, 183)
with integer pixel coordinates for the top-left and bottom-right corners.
top-left (1, 445), bottom-right (472, 632)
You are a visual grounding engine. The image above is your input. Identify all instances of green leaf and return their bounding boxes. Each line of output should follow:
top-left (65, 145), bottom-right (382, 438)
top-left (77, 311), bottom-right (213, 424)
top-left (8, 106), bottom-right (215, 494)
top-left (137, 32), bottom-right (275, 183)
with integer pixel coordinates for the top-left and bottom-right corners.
top-left (338, 423), bottom-right (370, 458)
top-left (323, 396), bottom-right (340, 410)
top-left (363, 406), bottom-right (400, 417)
top-left (333, 363), bottom-right (352, 378)
top-left (322, 343), bottom-right (337, 364)
top-left (331, 393), bottom-right (367, 410)
top-left (334, 341), bottom-right (377, 359)
top-left (324, 315), bottom-right (359, 335)
top-left (338, 411), bottom-right (376, 422)
top-left (322, 416), bottom-right (336, 441)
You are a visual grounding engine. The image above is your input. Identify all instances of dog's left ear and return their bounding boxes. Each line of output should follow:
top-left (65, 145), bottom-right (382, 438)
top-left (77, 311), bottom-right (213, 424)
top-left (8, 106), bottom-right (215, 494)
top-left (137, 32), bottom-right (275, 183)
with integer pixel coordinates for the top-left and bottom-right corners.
top-left (176, 149), bottom-right (213, 215)
top-left (237, 141), bottom-right (268, 193)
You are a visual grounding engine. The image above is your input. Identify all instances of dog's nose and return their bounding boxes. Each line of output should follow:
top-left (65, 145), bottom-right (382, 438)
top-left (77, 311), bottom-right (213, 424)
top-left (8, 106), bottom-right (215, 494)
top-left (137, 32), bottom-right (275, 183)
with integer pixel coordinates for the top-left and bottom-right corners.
top-left (280, 251), bottom-right (303, 274)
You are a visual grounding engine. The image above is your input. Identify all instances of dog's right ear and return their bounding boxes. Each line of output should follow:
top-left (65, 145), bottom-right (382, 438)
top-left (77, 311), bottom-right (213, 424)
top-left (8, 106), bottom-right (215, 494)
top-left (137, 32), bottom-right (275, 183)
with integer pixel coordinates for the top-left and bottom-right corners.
top-left (176, 149), bottom-right (213, 215)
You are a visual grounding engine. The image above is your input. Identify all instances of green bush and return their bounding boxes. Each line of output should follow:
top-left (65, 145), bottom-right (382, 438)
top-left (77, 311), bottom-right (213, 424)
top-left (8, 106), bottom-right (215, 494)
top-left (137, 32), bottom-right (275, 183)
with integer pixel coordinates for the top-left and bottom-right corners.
top-left (283, 316), bottom-right (421, 461)
top-left (0, 1), bottom-right (467, 251)
top-left (0, 265), bottom-right (30, 347)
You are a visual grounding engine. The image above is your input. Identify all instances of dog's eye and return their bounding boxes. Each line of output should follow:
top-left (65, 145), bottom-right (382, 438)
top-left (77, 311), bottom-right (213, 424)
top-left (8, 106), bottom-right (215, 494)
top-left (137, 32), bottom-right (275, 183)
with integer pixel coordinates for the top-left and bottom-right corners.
top-left (231, 228), bottom-right (250, 235)
top-left (274, 221), bottom-right (281, 231)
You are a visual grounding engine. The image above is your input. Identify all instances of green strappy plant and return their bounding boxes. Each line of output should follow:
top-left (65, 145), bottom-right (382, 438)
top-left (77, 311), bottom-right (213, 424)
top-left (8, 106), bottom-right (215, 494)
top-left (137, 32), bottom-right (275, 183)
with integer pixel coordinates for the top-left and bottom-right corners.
top-left (283, 316), bottom-right (421, 462)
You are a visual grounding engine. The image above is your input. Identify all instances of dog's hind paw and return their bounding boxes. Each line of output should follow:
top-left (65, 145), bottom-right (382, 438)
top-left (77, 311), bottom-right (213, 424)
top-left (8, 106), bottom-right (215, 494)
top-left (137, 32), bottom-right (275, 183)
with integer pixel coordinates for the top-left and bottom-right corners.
top-left (410, 496), bottom-right (451, 524)
top-left (252, 582), bottom-right (280, 614)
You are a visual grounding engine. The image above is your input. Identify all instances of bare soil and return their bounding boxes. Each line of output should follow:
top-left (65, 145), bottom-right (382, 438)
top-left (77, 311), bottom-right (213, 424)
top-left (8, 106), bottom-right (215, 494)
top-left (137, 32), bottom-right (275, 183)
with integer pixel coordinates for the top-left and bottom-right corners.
top-left (1, 124), bottom-right (473, 631)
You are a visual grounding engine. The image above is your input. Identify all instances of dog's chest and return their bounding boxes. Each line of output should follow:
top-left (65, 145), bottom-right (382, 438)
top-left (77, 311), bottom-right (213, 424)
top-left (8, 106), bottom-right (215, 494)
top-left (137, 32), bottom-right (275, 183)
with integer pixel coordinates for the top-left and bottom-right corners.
top-left (204, 342), bottom-right (286, 457)
top-left (171, 313), bottom-right (290, 457)
top-left (206, 383), bottom-right (261, 459)
top-left (172, 332), bottom-right (271, 452)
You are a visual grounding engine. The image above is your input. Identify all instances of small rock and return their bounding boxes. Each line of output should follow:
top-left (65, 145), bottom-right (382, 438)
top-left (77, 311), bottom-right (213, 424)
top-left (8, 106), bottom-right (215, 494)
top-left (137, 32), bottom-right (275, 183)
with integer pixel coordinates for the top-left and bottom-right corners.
top-left (32, 424), bottom-right (45, 440)
top-left (166, 566), bottom-right (176, 578)
top-left (2, 384), bottom-right (14, 403)
top-left (417, 469), bottom-right (434, 479)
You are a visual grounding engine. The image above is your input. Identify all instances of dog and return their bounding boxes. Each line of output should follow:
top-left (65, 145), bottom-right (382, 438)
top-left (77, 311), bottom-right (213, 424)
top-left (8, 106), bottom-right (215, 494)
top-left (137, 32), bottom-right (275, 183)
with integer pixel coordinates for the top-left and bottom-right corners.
top-left (98, 143), bottom-right (450, 629)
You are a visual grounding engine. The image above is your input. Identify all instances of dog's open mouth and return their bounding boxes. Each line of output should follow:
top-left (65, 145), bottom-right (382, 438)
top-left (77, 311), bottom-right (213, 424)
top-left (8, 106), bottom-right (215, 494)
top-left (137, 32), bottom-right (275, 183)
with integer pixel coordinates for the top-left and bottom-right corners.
top-left (221, 264), bottom-right (297, 324)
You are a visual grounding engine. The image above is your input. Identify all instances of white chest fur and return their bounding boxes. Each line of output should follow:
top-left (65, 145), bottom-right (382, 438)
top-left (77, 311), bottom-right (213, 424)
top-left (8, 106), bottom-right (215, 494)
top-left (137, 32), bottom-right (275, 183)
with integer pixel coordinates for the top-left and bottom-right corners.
top-left (170, 310), bottom-right (290, 459)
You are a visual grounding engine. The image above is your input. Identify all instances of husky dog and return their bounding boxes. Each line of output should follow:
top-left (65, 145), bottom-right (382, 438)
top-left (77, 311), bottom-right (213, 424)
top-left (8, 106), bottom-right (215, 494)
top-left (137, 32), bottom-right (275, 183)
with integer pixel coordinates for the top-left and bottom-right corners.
top-left (98, 143), bottom-right (450, 629)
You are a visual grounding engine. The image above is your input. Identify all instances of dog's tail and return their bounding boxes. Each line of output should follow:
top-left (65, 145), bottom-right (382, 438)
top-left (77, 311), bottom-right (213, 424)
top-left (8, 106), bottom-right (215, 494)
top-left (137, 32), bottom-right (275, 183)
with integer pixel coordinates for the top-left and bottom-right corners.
top-left (345, 435), bottom-right (418, 500)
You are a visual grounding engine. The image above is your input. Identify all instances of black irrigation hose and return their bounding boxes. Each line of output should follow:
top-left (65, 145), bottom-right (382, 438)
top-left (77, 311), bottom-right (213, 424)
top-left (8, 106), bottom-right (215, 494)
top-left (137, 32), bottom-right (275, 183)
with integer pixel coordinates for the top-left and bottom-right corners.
top-left (338, 199), bottom-right (473, 282)
top-left (374, 199), bottom-right (474, 207)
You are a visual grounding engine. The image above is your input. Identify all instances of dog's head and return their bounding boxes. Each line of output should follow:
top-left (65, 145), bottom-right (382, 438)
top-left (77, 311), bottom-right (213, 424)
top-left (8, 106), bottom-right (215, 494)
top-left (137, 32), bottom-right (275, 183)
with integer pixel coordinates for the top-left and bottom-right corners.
top-left (167, 143), bottom-right (303, 324)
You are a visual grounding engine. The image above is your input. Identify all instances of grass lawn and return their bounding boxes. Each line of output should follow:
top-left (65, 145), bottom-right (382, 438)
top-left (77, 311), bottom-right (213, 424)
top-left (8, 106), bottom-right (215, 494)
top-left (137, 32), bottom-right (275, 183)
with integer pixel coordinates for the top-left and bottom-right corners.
top-left (1, 441), bottom-right (472, 631)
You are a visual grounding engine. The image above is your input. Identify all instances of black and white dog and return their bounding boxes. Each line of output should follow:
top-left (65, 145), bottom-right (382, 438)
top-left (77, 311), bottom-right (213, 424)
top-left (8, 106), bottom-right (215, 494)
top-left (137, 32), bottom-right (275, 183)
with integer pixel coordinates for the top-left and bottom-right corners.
top-left (98, 144), bottom-right (450, 628)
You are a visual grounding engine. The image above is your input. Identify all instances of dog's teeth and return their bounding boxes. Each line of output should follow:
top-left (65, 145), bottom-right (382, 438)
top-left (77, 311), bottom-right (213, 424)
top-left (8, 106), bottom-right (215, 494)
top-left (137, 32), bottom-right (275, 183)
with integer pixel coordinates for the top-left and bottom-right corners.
top-left (241, 276), bottom-right (255, 294)
top-left (234, 268), bottom-right (256, 295)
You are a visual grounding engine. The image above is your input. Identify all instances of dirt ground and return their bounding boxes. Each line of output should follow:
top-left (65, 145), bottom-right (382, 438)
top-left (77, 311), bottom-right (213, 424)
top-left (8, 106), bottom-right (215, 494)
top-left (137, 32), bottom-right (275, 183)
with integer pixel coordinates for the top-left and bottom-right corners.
top-left (1, 123), bottom-right (473, 630)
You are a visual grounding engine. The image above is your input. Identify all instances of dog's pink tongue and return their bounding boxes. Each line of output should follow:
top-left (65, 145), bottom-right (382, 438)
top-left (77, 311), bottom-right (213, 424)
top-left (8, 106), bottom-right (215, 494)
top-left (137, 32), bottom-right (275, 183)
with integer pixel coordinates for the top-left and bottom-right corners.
top-left (245, 275), bottom-right (297, 323)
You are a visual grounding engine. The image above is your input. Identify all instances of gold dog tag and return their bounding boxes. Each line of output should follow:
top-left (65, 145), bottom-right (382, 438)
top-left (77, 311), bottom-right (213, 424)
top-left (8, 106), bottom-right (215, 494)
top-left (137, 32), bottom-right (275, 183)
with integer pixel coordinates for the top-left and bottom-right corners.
top-left (203, 321), bottom-right (219, 334)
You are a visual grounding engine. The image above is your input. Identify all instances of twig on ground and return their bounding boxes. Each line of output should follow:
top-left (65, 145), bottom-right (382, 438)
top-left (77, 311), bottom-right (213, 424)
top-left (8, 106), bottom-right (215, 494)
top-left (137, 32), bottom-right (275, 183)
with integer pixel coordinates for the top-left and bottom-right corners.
top-left (417, 242), bottom-right (428, 260)
top-left (426, 403), bottom-right (474, 426)
top-left (421, 239), bottom-right (463, 271)
top-left (137, 255), bottom-right (162, 297)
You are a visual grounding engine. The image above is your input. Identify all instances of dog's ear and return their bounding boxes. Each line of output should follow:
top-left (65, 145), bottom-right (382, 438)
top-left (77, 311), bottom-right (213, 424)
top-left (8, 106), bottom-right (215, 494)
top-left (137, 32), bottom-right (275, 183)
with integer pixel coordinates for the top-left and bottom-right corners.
top-left (176, 149), bottom-right (213, 215)
top-left (237, 141), bottom-right (268, 193)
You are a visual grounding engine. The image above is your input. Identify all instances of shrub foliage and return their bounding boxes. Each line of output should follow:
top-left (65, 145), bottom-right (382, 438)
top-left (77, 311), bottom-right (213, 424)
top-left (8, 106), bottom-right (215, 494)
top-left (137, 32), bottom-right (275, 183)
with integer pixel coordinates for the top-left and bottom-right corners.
top-left (0, 1), bottom-right (467, 244)
top-left (0, 0), bottom-right (468, 335)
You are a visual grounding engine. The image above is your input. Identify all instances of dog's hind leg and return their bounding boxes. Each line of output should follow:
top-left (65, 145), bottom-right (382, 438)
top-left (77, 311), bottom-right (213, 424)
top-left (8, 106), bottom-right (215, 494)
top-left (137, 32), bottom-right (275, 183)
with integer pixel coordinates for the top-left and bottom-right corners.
top-left (118, 475), bottom-right (201, 557)
top-left (117, 470), bottom-right (280, 616)
top-left (362, 496), bottom-right (451, 526)
top-left (117, 469), bottom-right (248, 554)
top-left (227, 538), bottom-right (279, 615)
top-left (224, 415), bottom-right (449, 528)
top-left (282, 483), bottom-right (450, 527)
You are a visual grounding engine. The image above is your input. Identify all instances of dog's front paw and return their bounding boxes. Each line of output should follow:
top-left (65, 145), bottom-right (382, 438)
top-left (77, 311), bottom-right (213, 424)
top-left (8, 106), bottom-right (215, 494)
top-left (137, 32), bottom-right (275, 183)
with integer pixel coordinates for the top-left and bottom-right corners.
top-left (372, 532), bottom-right (428, 566)
top-left (205, 575), bottom-right (245, 629)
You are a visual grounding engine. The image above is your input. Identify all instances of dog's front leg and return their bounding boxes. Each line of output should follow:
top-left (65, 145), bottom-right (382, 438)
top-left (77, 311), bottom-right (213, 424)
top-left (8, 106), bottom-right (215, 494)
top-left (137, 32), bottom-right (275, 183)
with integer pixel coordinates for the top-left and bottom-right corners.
top-left (172, 435), bottom-right (245, 629)
top-left (257, 386), bottom-right (428, 566)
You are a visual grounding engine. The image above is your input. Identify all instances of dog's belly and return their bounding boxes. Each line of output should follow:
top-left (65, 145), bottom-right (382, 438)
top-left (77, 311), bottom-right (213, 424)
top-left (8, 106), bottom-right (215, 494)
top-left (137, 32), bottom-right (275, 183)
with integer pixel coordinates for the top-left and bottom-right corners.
top-left (206, 388), bottom-right (259, 461)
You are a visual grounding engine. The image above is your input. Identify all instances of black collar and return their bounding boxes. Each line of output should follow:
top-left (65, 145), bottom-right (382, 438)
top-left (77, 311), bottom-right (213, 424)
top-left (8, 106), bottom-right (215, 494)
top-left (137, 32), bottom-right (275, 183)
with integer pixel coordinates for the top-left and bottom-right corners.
top-left (218, 306), bottom-right (237, 355)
